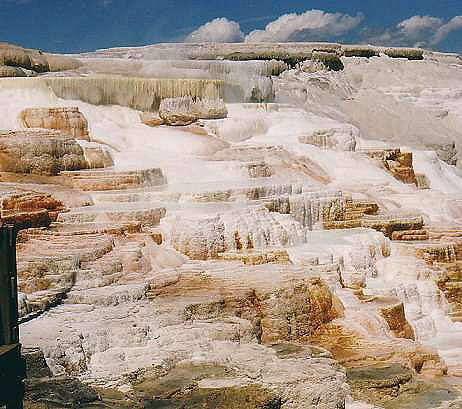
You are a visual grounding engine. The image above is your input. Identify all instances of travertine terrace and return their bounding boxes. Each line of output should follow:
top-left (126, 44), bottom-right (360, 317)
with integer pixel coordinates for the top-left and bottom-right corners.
top-left (2, 41), bottom-right (462, 408)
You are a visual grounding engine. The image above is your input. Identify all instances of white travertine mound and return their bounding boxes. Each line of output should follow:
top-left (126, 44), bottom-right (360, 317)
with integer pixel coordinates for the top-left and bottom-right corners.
top-left (79, 141), bottom-right (114, 169)
top-left (205, 115), bottom-right (269, 142)
top-left (20, 106), bottom-right (90, 140)
top-left (159, 96), bottom-right (228, 125)
top-left (0, 129), bottom-right (88, 175)
top-left (5, 41), bottom-right (462, 407)
top-left (80, 42), bottom-right (425, 62)
top-left (299, 124), bottom-right (358, 151)
top-left (161, 206), bottom-right (306, 260)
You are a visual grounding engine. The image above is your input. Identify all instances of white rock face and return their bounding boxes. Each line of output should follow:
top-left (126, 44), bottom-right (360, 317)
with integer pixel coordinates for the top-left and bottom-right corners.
top-left (4, 43), bottom-right (462, 408)
top-left (161, 206), bottom-right (307, 260)
top-left (205, 115), bottom-right (269, 142)
top-left (159, 96), bottom-right (228, 125)
top-left (299, 124), bottom-right (359, 151)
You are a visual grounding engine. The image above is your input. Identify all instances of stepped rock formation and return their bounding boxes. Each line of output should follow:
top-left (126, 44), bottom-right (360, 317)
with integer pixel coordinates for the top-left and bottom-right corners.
top-left (364, 149), bottom-right (417, 185)
top-left (0, 129), bottom-right (88, 175)
top-left (2, 41), bottom-right (462, 408)
top-left (10, 77), bottom-right (226, 111)
top-left (20, 107), bottom-right (90, 140)
top-left (161, 206), bottom-right (307, 259)
top-left (60, 167), bottom-right (166, 191)
top-left (0, 189), bottom-right (64, 229)
top-left (379, 300), bottom-right (415, 340)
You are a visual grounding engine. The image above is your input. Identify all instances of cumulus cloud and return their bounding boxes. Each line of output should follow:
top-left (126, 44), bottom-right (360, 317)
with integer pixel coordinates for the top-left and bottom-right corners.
top-left (245, 10), bottom-right (364, 43)
top-left (185, 17), bottom-right (244, 43)
top-left (398, 15), bottom-right (443, 39)
top-left (367, 15), bottom-right (462, 48)
top-left (184, 11), bottom-right (462, 49)
top-left (432, 16), bottom-right (462, 45)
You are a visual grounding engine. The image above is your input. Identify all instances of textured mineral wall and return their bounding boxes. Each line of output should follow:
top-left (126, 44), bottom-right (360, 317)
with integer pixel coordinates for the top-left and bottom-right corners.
top-left (1, 41), bottom-right (462, 408)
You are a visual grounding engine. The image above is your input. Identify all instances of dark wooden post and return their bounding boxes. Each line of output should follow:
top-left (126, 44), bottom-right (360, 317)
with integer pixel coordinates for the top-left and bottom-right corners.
top-left (0, 225), bottom-right (25, 409)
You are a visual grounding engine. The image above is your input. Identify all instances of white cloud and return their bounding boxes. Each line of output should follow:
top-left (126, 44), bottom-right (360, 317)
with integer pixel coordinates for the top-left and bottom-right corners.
top-left (367, 15), bottom-right (462, 48)
top-left (185, 18), bottom-right (244, 43)
top-left (432, 16), bottom-right (462, 45)
top-left (184, 12), bottom-right (462, 49)
top-left (245, 10), bottom-right (364, 43)
top-left (397, 15), bottom-right (443, 39)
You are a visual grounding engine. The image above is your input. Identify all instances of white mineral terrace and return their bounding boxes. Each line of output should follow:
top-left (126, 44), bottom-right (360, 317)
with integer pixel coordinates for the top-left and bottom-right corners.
top-left (2, 42), bottom-right (462, 408)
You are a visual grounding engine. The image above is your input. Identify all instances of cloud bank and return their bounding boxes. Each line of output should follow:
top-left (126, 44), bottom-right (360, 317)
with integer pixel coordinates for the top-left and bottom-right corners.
top-left (245, 10), bottom-right (364, 43)
top-left (184, 17), bottom-right (244, 43)
top-left (185, 10), bottom-right (363, 43)
top-left (367, 15), bottom-right (462, 47)
top-left (184, 11), bottom-right (462, 50)
top-left (432, 16), bottom-right (462, 45)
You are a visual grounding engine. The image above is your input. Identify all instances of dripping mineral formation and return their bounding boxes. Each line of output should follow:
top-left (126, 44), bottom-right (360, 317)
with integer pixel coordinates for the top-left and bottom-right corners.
top-left (1, 41), bottom-right (462, 408)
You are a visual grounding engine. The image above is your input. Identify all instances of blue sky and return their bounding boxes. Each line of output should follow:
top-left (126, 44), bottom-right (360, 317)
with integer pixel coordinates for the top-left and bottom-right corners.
top-left (1, 0), bottom-right (462, 53)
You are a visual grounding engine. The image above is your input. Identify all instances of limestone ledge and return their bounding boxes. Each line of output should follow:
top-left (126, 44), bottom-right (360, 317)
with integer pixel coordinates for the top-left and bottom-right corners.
top-left (0, 129), bottom-right (88, 176)
top-left (20, 107), bottom-right (90, 141)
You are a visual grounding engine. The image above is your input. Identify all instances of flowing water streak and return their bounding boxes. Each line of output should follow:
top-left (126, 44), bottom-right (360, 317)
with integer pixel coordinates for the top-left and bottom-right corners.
top-left (367, 253), bottom-right (462, 376)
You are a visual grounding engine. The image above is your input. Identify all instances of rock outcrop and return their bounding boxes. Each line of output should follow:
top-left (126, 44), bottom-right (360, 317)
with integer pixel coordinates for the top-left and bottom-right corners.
top-left (149, 264), bottom-right (342, 344)
top-left (265, 191), bottom-right (350, 229)
top-left (139, 111), bottom-right (164, 127)
top-left (426, 142), bottom-right (458, 166)
top-left (244, 161), bottom-right (274, 178)
top-left (83, 42), bottom-right (426, 62)
top-left (299, 124), bottom-right (358, 151)
top-left (311, 51), bottom-right (344, 71)
top-left (0, 64), bottom-right (34, 77)
top-left (218, 248), bottom-right (290, 265)
top-left (60, 167), bottom-right (166, 191)
top-left (0, 129), bottom-right (88, 175)
top-left (80, 143), bottom-right (114, 169)
top-left (380, 300), bottom-right (415, 340)
top-left (0, 42), bottom-right (81, 76)
top-left (364, 149), bottom-right (417, 184)
top-left (0, 190), bottom-right (65, 229)
top-left (159, 96), bottom-right (228, 126)
top-left (8, 41), bottom-right (462, 409)
top-left (299, 59), bottom-right (329, 73)
top-left (399, 231), bottom-right (462, 323)
top-left (20, 107), bottom-right (90, 140)
top-left (161, 206), bottom-right (306, 260)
